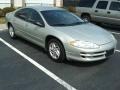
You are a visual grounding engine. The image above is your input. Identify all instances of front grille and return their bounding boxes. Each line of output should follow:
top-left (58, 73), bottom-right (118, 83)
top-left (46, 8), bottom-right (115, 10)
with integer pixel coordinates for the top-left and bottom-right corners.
top-left (80, 51), bottom-right (106, 58)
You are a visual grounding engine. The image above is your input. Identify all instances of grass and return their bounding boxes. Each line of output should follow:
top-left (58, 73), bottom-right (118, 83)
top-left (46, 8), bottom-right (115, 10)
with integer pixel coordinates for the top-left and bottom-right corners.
top-left (0, 17), bottom-right (6, 24)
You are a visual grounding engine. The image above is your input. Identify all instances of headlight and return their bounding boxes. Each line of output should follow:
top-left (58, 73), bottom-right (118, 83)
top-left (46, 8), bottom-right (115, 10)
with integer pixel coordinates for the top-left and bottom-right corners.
top-left (111, 34), bottom-right (116, 40)
top-left (69, 40), bottom-right (99, 49)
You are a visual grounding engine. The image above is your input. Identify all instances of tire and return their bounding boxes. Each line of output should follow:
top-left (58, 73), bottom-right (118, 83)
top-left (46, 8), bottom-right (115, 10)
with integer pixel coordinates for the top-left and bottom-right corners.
top-left (8, 24), bottom-right (16, 39)
top-left (96, 22), bottom-right (102, 26)
top-left (81, 15), bottom-right (91, 22)
top-left (47, 39), bottom-right (66, 63)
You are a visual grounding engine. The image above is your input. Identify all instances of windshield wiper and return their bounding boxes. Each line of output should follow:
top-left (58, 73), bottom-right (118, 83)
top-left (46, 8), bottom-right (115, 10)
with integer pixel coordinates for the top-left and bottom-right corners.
top-left (52, 23), bottom-right (69, 26)
top-left (70, 22), bottom-right (87, 26)
top-left (51, 22), bottom-right (88, 26)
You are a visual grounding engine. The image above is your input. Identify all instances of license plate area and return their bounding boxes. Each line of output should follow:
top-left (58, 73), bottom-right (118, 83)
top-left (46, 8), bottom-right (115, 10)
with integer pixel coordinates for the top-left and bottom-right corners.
top-left (106, 48), bottom-right (114, 57)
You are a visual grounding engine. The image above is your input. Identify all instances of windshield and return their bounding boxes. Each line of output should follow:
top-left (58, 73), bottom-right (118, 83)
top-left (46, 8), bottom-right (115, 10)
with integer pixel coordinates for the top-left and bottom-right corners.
top-left (41, 10), bottom-right (85, 26)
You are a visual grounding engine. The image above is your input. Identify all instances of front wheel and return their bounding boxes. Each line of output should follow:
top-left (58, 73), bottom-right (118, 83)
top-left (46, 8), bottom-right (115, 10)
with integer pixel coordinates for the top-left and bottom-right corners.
top-left (8, 25), bottom-right (16, 39)
top-left (47, 39), bottom-right (66, 63)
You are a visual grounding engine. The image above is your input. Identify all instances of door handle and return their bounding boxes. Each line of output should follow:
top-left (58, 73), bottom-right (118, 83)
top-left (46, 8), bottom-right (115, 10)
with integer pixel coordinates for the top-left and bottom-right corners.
top-left (107, 11), bottom-right (111, 14)
top-left (95, 10), bottom-right (98, 12)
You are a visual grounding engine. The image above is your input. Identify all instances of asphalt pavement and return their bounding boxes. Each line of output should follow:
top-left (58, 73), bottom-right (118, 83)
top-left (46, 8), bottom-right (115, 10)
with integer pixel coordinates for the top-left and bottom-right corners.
top-left (0, 24), bottom-right (120, 90)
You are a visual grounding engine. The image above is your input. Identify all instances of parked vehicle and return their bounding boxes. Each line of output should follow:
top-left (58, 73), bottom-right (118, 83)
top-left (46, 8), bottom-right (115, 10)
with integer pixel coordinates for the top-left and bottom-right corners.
top-left (76, 0), bottom-right (120, 25)
top-left (6, 6), bottom-right (117, 62)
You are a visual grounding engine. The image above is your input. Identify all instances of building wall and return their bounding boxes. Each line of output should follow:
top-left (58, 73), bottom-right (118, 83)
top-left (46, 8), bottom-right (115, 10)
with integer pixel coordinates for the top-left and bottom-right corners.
top-left (0, 0), bottom-right (63, 8)
top-left (0, 0), bottom-right (10, 8)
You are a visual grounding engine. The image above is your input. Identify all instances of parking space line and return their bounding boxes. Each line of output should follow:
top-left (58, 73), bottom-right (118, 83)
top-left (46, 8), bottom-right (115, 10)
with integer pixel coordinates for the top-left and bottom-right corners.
top-left (116, 50), bottom-right (120, 53)
top-left (0, 29), bottom-right (3, 31)
top-left (0, 28), bottom-right (7, 30)
top-left (111, 32), bottom-right (120, 35)
top-left (0, 38), bottom-right (77, 90)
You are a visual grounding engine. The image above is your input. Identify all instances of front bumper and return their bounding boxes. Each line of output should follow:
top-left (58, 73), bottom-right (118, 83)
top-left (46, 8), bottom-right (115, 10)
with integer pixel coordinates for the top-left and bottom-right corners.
top-left (65, 41), bottom-right (116, 62)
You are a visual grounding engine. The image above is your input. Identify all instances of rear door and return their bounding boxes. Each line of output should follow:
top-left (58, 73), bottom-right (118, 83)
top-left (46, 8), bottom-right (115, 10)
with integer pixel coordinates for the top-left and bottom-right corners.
top-left (107, 1), bottom-right (120, 25)
top-left (13, 8), bottom-right (29, 36)
top-left (92, 0), bottom-right (109, 23)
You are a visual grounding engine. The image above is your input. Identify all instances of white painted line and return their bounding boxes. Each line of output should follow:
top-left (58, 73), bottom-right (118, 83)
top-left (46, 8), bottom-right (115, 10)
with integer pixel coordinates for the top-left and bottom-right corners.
top-left (0, 29), bottom-right (3, 31)
top-left (116, 50), bottom-right (120, 53)
top-left (0, 38), bottom-right (77, 90)
top-left (111, 32), bottom-right (120, 35)
top-left (0, 29), bottom-right (7, 31)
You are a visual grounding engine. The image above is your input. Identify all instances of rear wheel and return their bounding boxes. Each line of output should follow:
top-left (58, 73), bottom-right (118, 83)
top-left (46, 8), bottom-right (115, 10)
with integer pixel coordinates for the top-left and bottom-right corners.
top-left (47, 39), bottom-right (66, 63)
top-left (81, 15), bottom-right (91, 22)
top-left (8, 25), bottom-right (16, 39)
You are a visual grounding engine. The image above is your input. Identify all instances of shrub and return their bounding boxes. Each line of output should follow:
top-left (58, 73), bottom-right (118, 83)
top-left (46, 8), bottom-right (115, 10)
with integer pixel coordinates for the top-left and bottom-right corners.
top-left (16, 7), bottom-right (22, 9)
top-left (2, 7), bottom-right (15, 16)
top-left (0, 8), bottom-right (4, 17)
top-left (68, 6), bottom-right (76, 13)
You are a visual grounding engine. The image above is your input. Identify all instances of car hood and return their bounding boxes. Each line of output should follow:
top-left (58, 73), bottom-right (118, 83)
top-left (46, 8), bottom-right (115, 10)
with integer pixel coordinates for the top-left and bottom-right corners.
top-left (54, 23), bottom-right (113, 45)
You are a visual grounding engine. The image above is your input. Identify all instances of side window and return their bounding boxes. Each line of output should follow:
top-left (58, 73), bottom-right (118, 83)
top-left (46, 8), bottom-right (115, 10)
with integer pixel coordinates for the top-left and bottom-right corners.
top-left (15, 8), bottom-right (29, 20)
top-left (109, 2), bottom-right (120, 11)
top-left (96, 1), bottom-right (108, 9)
top-left (79, 0), bottom-right (96, 7)
top-left (28, 9), bottom-right (44, 26)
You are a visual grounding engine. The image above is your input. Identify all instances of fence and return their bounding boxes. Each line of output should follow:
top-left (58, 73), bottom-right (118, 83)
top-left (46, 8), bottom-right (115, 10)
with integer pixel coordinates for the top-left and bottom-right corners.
top-left (25, 3), bottom-right (54, 7)
top-left (0, 0), bottom-right (63, 9)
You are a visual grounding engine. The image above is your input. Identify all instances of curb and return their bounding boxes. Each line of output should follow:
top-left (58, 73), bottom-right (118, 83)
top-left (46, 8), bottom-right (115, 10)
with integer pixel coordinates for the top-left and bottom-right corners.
top-left (0, 28), bottom-right (7, 31)
top-left (0, 24), bottom-right (7, 31)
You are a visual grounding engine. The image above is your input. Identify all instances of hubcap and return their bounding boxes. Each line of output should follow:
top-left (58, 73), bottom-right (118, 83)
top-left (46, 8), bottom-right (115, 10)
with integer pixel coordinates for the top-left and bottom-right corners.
top-left (82, 16), bottom-right (90, 22)
top-left (83, 18), bottom-right (89, 22)
top-left (9, 27), bottom-right (14, 37)
top-left (49, 42), bottom-right (60, 60)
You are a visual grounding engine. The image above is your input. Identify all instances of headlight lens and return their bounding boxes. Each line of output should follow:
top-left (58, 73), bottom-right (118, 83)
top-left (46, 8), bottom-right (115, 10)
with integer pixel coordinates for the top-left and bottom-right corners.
top-left (69, 40), bottom-right (99, 49)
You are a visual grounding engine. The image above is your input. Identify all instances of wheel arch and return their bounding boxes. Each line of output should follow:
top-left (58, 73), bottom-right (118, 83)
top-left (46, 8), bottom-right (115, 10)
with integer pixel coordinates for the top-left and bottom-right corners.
top-left (7, 22), bottom-right (13, 28)
top-left (45, 35), bottom-right (65, 51)
top-left (81, 13), bottom-right (91, 18)
top-left (45, 35), bottom-right (66, 62)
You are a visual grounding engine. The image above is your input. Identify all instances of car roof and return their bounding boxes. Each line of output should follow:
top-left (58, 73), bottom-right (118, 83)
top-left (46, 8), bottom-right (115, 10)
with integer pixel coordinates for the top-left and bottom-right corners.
top-left (26, 6), bottom-right (64, 11)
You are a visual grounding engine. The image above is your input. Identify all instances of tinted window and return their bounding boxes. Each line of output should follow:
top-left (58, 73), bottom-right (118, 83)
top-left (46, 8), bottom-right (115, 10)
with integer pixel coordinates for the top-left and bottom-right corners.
top-left (96, 1), bottom-right (108, 9)
top-left (41, 10), bottom-right (84, 26)
top-left (15, 8), bottom-right (29, 20)
top-left (109, 2), bottom-right (120, 11)
top-left (28, 9), bottom-right (44, 26)
top-left (79, 0), bottom-right (96, 7)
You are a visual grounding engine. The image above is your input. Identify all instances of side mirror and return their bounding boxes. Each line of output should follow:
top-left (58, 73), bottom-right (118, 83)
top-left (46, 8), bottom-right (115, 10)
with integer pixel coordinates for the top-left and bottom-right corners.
top-left (19, 14), bottom-right (26, 20)
top-left (35, 21), bottom-right (45, 27)
top-left (28, 18), bottom-right (45, 27)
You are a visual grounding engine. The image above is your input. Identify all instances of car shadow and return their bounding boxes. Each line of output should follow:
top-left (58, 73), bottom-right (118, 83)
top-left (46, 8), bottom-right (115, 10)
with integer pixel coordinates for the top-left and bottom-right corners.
top-left (96, 23), bottom-right (120, 31)
top-left (63, 59), bottom-right (107, 67)
top-left (16, 37), bottom-right (46, 54)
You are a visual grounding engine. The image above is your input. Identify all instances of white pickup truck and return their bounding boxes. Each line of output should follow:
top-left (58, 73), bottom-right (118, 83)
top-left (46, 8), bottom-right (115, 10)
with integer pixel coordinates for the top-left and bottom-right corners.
top-left (76, 0), bottom-right (120, 25)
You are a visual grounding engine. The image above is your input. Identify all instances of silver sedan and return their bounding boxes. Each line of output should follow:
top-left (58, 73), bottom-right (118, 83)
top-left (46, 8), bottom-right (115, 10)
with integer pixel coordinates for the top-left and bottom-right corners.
top-left (6, 6), bottom-right (117, 62)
